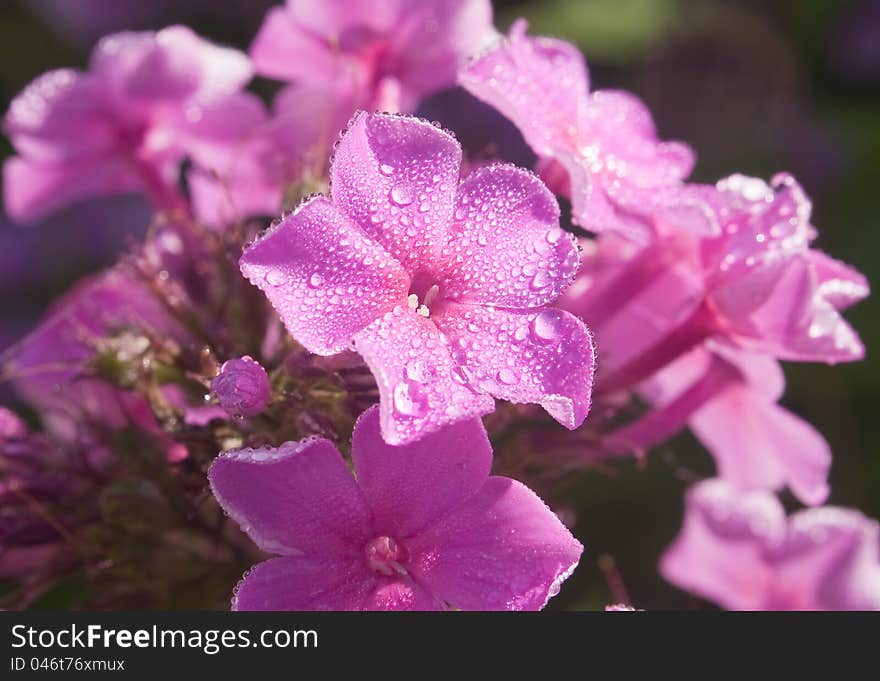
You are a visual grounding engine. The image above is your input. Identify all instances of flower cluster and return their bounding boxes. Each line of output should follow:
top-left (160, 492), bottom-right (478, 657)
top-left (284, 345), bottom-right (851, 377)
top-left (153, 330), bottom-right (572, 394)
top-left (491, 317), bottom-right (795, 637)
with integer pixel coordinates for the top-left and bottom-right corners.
top-left (0, 1), bottom-right (876, 611)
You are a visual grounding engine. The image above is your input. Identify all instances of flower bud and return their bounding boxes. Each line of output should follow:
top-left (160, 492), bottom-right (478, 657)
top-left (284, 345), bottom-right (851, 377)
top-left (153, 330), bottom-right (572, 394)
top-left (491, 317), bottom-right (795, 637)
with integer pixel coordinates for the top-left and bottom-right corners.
top-left (211, 356), bottom-right (271, 417)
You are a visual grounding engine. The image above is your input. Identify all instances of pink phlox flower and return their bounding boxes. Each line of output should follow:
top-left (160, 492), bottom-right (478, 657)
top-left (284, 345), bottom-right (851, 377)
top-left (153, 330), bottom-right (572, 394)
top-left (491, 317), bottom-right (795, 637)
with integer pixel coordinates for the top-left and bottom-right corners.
top-left (208, 405), bottom-right (583, 611)
top-left (251, 0), bottom-right (497, 112)
top-left (3, 26), bottom-right (256, 221)
top-left (661, 479), bottom-right (880, 610)
top-left (459, 19), bottom-right (695, 242)
top-left (240, 111), bottom-right (594, 445)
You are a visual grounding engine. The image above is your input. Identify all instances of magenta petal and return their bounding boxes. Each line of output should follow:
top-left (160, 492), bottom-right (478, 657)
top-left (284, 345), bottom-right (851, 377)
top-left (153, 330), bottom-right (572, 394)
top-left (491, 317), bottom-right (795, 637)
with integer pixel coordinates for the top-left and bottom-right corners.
top-left (438, 164), bottom-right (579, 308)
top-left (232, 556), bottom-right (375, 611)
top-left (352, 306), bottom-right (494, 445)
top-left (239, 195), bottom-right (410, 355)
top-left (351, 406), bottom-right (492, 538)
top-left (660, 480), bottom-right (786, 611)
top-left (3, 155), bottom-right (141, 222)
top-left (208, 439), bottom-right (370, 556)
top-left (435, 303), bottom-right (595, 429)
top-left (330, 111), bottom-right (461, 272)
top-left (690, 387), bottom-right (831, 506)
top-left (409, 477), bottom-right (583, 610)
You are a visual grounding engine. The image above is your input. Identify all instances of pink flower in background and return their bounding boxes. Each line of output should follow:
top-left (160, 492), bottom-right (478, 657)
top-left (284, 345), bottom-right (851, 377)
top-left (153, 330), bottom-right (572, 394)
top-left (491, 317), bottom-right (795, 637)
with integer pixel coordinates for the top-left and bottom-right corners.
top-left (661, 479), bottom-right (880, 611)
top-left (209, 405), bottom-right (582, 611)
top-left (211, 356), bottom-right (272, 417)
top-left (459, 19), bottom-right (694, 242)
top-left (4, 263), bottom-right (192, 440)
top-left (633, 344), bottom-right (832, 506)
top-left (3, 26), bottom-right (257, 221)
top-left (251, 0), bottom-right (496, 112)
top-left (188, 83), bottom-right (355, 227)
top-left (240, 111), bottom-right (593, 445)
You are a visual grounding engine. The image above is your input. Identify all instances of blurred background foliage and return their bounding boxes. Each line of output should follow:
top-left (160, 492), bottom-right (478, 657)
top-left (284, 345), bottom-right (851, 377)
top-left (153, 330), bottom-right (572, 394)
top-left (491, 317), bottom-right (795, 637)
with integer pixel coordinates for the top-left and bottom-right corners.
top-left (0, 0), bottom-right (878, 610)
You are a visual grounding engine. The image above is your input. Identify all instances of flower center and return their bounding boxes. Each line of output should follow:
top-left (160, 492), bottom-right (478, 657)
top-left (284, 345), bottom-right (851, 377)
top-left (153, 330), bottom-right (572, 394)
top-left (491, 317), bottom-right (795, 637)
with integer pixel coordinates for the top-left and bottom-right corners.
top-left (364, 535), bottom-right (408, 577)
top-left (407, 272), bottom-right (442, 318)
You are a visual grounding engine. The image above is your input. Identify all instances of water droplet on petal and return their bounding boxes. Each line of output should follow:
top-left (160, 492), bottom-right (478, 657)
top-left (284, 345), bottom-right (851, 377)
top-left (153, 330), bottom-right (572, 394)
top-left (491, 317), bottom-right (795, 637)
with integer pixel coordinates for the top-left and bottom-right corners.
top-left (265, 269), bottom-right (286, 286)
top-left (390, 184), bottom-right (413, 206)
top-left (531, 309), bottom-right (565, 342)
top-left (497, 368), bottom-right (519, 385)
top-left (392, 380), bottom-right (427, 417)
top-left (308, 272), bottom-right (325, 288)
top-left (379, 163), bottom-right (394, 176)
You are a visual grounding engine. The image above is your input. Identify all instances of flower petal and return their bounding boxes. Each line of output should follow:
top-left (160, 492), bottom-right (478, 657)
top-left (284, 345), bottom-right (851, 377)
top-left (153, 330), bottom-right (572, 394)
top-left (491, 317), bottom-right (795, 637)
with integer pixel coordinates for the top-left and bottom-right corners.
top-left (408, 477), bottom-right (583, 610)
top-left (351, 306), bottom-right (495, 445)
top-left (809, 249), bottom-right (870, 311)
top-left (239, 195), bottom-right (410, 355)
top-left (660, 479), bottom-right (786, 611)
top-left (4, 69), bottom-right (115, 162)
top-left (351, 405), bottom-right (492, 538)
top-left (435, 303), bottom-right (594, 429)
top-left (690, 387), bottom-right (831, 506)
top-left (250, 6), bottom-right (342, 84)
top-left (208, 438), bottom-right (371, 556)
top-left (232, 556), bottom-right (441, 611)
top-left (2, 155), bottom-right (142, 223)
top-left (438, 164), bottom-right (579, 308)
top-left (774, 508), bottom-right (880, 611)
top-left (330, 111), bottom-right (461, 273)
top-left (459, 19), bottom-right (591, 159)
top-left (91, 26), bottom-right (252, 103)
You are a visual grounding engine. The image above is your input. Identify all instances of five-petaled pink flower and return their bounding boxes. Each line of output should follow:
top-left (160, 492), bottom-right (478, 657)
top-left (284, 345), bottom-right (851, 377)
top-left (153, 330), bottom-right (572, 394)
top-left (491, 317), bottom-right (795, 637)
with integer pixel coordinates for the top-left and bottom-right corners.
top-left (209, 405), bottom-right (583, 611)
top-left (661, 479), bottom-right (880, 611)
top-left (240, 111), bottom-right (594, 445)
top-left (251, 0), bottom-right (497, 112)
top-left (3, 26), bottom-right (258, 221)
top-left (459, 19), bottom-right (694, 242)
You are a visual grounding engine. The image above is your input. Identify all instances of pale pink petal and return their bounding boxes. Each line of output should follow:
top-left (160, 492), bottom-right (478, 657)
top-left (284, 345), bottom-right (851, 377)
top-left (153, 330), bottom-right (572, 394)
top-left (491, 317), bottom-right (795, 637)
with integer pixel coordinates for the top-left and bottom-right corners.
top-left (330, 111), bottom-right (461, 272)
top-left (352, 306), bottom-right (495, 445)
top-left (249, 6), bottom-right (342, 85)
top-left (175, 91), bottom-right (270, 173)
top-left (394, 0), bottom-right (496, 107)
top-left (435, 303), bottom-right (594, 429)
top-left (459, 19), bottom-right (590, 159)
top-left (585, 90), bottom-right (695, 189)
top-left (208, 438), bottom-right (371, 556)
top-left (4, 69), bottom-right (115, 161)
top-left (408, 477), bottom-right (583, 610)
top-left (809, 250), bottom-right (870, 311)
top-left (438, 164), bottom-right (580, 308)
top-left (351, 405), bottom-right (492, 538)
top-left (660, 480), bottom-right (786, 611)
top-left (91, 26), bottom-right (252, 104)
top-left (690, 387), bottom-right (831, 506)
top-left (239, 195), bottom-right (410, 355)
top-left (769, 509), bottom-right (880, 610)
top-left (720, 254), bottom-right (865, 363)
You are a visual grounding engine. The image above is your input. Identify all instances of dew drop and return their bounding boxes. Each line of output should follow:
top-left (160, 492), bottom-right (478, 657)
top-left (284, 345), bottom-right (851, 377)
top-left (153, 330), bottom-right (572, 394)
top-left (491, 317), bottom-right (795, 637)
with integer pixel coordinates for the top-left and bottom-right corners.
top-left (308, 272), bottom-right (325, 288)
top-left (497, 368), bottom-right (519, 385)
top-left (265, 269), bottom-right (286, 286)
top-left (379, 163), bottom-right (394, 176)
top-left (390, 184), bottom-right (413, 206)
top-left (531, 309), bottom-right (565, 342)
top-left (392, 380), bottom-right (427, 417)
